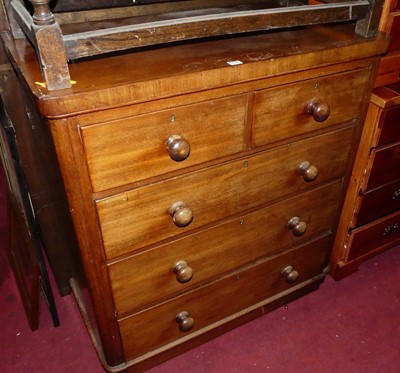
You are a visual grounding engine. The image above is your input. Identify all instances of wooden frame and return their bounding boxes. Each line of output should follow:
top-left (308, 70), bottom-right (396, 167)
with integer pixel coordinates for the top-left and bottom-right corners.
top-left (6, 0), bottom-right (384, 90)
top-left (0, 93), bottom-right (60, 330)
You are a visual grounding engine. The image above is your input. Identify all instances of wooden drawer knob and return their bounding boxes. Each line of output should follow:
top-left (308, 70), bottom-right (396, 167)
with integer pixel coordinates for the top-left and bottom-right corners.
top-left (176, 311), bottom-right (194, 332)
top-left (281, 266), bottom-right (299, 284)
top-left (173, 260), bottom-right (193, 283)
top-left (307, 99), bottom-right (330, 122)
top-left (169, 201), bottom-right (193, 227)
top-left (298, 161), bottom-right (318, 182)
top-left (165, 135), bottom-right (191, 161)
top-left (288, 217), bottom-right (307, 236)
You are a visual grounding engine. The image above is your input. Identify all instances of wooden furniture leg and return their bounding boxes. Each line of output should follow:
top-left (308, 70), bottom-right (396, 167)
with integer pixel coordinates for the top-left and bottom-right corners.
top-left (28, 0), bottom-right (71, 90)
top-left (356, 0), bottom-right (384, 37)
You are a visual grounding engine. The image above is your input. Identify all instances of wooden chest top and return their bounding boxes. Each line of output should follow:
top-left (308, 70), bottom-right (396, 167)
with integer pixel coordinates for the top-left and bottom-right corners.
top-left (2, 23), bottom-right (389, 118)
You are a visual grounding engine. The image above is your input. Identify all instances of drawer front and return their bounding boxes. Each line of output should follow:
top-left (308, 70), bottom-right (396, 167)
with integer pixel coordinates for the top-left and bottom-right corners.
top-left (356, 179), bottom-right (400, 226)
top-left (387, 12), bottom-right (400, 52)
top-left (119, 235), bottom-right (331, 361)
top-left (80, 95), bottom-right (248, 192)
top-left (377, 106), bottom-right (400, 147)
top-left (108, 181), bottom-right (341, 315)
top-left (366, 142), bottom-right (400, 191)
top-left (252, 68), bottom-right (370, 147)
top-left (348, 210), bottom-right (400, 261)
top-left (97, 127), bottom-right (354, 259)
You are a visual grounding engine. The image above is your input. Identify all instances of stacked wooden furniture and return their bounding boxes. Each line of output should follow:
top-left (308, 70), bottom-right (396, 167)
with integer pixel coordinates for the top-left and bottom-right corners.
top-left (0, 0), bottom-right (78, 331)
top-left (376, 0), bottom-right (400, 86)
top-left (331, 0), bottom-right (400, 279)
top-left (0, 0), bottom-right (388, 371)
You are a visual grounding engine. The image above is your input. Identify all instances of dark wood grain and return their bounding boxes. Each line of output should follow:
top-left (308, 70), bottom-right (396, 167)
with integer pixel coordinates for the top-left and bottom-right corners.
top-left (376, 106), bottom-right (400, 146)
top-left (330, 3), bottom-right (400, 279)
top-left (97, 126), bottom-right (354, 259)
top-left (108, 182), bottom-right (340, 316)
top-left (119, 235), bottom-right (331, 361)
top-left (51, 0), bottom-right (187, 12)
top-left (357, 179), bottom-right (400, 226)
top-left (80, 94), bottom-right (248, 192)
top-left (366, 142), bottom-right (400, 191)
top-left (7, 0), bottom-right (384, 89)
top-left (1, 23), bottom-right (388, 117)
top-left (0, 63), bottom-right (79, 296)
top-left (62, 3), bottom-right (369, 60)
top-left (386, 11), bottom-right (400, 52)
top-left (355, 0), bottom-right (384, 37)
top-left (252, 68), bottom-right (370, 147)
top-left (348, 209), bottom-right (400, 260)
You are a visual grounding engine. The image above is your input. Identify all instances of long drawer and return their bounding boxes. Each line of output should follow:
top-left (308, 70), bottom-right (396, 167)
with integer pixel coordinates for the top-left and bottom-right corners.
top-left (97, 127), bottom-right (354, 259)
top-left (356, 178), bottom-right (400, 226)
top-left (119, 235), bottom-right (331, 361)
top-left (108, 181), bottom-right (341, 315)
top-left (252, 68), bottom-right (369, 147)
top-left (80, 94), bottom-right (248, 192)
top-left (365, 142), bottom-right (400, 191)
top-left (348, 209), bottom-right (400, 261)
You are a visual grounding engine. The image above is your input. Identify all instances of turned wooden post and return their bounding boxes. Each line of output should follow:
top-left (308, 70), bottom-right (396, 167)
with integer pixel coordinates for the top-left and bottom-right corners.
top-left (29, 0), bottom-right (71, 90)
top-left (355, 0), bottom-right (384, 37)
top-left (31, 0), bottom-right (56, 25)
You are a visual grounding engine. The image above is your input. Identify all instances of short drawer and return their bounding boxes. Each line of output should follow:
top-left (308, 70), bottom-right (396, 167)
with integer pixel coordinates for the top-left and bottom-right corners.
top-left (356, 179), bottom-right (400, 226)
top-left (108, 181), bottom-right (341, 315)
top-left (119, 235), bottom-right (331, 361)
top-left (80, 94), bottom-right (248, 192)
top-left (252, 68), bottom-right (370, 147)
top-left (97, 127), bottom-right (354, 259)
top-left (376, 106), bottom-right (400, 147)
top-left (347, 210), bottom-right (400, 261)
top-left (365, 142), bottom-right (400, 191)
top-left (387, 12), bottom-right (400, 52)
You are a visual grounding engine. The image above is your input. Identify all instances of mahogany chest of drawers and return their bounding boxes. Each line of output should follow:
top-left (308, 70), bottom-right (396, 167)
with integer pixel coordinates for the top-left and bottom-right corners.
top-left (331, 0), bottom-right (400, 279)
top-left (331, 84), bottom-right (400, 279)
top-left (1, 21), bottom-right (387, 372)
top-left (376, 0), bottom-right (400, 86)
